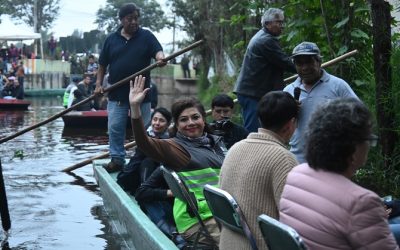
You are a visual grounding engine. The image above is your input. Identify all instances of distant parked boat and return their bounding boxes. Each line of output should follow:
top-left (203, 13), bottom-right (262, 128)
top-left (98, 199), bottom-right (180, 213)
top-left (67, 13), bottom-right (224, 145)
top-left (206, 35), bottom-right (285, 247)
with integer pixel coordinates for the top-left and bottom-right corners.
top-left (61, 110), bottom-right (131, 129)
top-left (0, 98), bottom-right (31, 110)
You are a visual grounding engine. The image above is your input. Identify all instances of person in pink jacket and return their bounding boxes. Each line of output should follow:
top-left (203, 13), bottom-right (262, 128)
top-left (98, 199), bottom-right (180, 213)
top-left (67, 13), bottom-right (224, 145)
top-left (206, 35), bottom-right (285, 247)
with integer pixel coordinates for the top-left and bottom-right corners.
top-left (280, 98), bottom-right (399, 250)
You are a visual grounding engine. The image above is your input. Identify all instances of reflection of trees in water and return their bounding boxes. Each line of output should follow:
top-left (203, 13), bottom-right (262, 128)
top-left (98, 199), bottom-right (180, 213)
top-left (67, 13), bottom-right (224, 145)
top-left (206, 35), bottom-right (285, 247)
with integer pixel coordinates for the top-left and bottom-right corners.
top-left (61, 127), bottom-right (133, 147)
top-left (62, 127), bottom-right (109, 141)
top-left (91, 205), bottom-right (130, 249)
top-left (28, 96), bottom-right (63, 108)
top-left (0, 112), bottom-right (25, 134)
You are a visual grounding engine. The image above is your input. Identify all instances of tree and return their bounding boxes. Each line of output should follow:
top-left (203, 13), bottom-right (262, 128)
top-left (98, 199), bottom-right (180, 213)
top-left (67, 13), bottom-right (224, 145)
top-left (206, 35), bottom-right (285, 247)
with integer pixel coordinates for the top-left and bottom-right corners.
top-left (8, 0), bottom-right (60, 33)
top-left (95, 0), bottom-right (169, 33)
top-left (369, 0), bottom-right (397, 167)
top-left (0, 2), bottom-right (11, 20)
top-left (169, 0), bottom-right (264, 89)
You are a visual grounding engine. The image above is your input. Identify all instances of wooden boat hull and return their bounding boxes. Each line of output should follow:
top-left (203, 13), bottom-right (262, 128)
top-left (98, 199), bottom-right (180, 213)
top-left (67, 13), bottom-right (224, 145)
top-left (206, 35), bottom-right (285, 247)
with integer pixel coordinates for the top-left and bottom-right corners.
top-left (62, 110), bottom-right (131, 128)
top-left (93, 160), bottom-right (178, 250)
top-left (0, 98), bottom-right (30, 110)
top-left (62, 110), bottom-right (108, 128)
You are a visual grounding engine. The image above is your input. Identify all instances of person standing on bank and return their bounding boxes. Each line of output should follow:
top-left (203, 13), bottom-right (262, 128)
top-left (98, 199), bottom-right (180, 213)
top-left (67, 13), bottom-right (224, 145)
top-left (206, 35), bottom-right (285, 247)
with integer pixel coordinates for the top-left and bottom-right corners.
top-left (284, 42), bottom-right (358, 164)
top-left (94, 3), bottom-right (166, 172)
top-left (234, 8), bottom-right (296, 133)
top-left (180, 54), bottom-right (191, 78)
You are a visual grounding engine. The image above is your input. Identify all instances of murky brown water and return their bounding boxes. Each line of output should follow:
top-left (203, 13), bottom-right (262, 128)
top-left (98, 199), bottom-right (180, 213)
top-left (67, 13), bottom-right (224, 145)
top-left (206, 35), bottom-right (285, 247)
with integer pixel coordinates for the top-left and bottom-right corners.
top-left (0, 96), bottom-right (130, 249)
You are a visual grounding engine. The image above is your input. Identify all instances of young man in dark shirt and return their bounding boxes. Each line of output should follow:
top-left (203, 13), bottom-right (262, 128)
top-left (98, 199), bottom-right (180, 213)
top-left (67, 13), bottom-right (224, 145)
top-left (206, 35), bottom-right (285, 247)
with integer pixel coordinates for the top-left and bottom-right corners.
top-left (210, 94), bottom-right (249, 149)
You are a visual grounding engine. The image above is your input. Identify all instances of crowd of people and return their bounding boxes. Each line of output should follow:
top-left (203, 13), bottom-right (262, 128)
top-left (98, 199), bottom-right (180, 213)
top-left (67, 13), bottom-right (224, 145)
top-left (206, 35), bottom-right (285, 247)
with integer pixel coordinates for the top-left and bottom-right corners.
top-left (68, 3), bottom-right (399, 250)
top-left (0, 59), bottom-right (25, 99)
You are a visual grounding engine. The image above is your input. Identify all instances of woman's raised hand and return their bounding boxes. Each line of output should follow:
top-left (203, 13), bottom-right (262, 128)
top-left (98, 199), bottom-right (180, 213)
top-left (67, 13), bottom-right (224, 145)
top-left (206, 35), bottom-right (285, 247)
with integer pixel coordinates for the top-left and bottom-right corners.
top-left (129, 75), bottom-right (149, 106)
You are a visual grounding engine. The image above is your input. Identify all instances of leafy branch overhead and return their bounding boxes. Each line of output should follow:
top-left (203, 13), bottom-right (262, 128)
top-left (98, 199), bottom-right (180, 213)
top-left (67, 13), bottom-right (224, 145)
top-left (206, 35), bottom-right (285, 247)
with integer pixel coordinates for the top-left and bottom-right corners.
top-left (5, 0), bottom-right (60, 32)
top-left (95, 0), bottom-right (170, 33)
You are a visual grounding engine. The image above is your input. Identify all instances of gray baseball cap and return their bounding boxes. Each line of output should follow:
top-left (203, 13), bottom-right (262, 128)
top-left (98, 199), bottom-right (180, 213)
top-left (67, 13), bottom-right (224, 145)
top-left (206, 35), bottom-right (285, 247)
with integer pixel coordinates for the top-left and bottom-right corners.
top-left (291, 42), bottom-right (321, 57)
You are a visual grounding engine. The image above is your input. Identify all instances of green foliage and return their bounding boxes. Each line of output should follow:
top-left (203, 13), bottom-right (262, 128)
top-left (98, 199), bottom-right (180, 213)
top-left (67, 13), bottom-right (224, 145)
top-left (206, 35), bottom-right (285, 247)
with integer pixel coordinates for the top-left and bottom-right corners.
top-left (188, 0), bottom-right (400, 196)
top-left (355, 143), bottom-right (400, 197)
top-left (390, 45), bottom-right (400, 131)
top-left (12, 150), bottom-right (24, 160)
top-left (353, 45), bottom-right (400, 197)
top-left (0, 1), bottom-right (12, 18)
top-left (281, 0), bottom-right (371, 56)
top-left (95, 0), bottom-right (169, 33)
top-left (7, 0), bottom-right (60, 32)
top-left (172, 0), bottom-right (373, 101)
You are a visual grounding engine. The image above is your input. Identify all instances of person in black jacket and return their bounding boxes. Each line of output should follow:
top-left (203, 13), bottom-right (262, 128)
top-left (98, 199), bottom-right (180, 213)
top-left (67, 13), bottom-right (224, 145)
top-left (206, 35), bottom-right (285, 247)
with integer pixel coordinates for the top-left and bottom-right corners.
top-left (115, 107), bottom-right (172, 185)
top-left (233, 8), bottom-right (296, 133)
top-left (135, 167), bottom-right (186, 248)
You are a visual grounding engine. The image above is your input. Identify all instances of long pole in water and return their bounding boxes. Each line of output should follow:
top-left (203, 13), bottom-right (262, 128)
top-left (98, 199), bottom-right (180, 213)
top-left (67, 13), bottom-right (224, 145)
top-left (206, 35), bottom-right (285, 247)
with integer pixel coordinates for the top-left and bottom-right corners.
top-left (0, 159), bottom-right (11, 235)
top-left (61, 141), bottom-right (136, 172)
top-left (62, 49), bottom-right (358, 172)
top-left (0, 40), bottom-right (205, 145)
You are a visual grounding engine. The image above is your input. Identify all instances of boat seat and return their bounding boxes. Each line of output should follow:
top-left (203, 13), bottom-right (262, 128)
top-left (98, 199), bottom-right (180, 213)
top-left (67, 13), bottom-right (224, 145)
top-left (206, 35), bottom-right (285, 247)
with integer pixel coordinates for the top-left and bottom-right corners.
top-left (160, 166), bottom-right (218, 250)
top-left (203, 184), bottom-right (258, 250)
top-left (257, 214), bottom-right (308, 250)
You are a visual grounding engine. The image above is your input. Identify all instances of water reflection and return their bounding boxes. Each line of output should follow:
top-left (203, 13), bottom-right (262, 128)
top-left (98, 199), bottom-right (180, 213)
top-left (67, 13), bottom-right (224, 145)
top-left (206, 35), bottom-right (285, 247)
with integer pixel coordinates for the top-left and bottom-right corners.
top-left (65, 172), bottom-right (99, 193)
top-left (0, 96), bottom-right (126, 249)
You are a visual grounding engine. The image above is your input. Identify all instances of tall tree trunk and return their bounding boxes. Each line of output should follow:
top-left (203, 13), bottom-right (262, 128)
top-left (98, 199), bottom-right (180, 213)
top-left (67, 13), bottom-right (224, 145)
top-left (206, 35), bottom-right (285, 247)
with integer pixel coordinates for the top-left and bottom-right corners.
top-left (369, 0), bottom-right (397, 167)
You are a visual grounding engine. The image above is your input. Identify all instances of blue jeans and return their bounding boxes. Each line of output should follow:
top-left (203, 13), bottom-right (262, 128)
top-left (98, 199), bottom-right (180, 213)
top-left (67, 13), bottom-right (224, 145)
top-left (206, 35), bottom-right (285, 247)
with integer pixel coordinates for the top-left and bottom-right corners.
top-left (108, 100), bottom-right (130, 163)
top-left (143, 201), bottom-right (174, 225)
top-left (237, 94), bottom-right (260, 133)
top-left (141, 102), bottom-right (151, 128)
top-left (107, 100), bottom-right (151, 163)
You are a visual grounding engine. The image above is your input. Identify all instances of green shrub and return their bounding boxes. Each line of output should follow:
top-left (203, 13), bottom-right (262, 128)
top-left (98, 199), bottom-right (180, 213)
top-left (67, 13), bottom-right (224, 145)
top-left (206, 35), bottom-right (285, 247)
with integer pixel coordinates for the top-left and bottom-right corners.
top-left (354, 45), bottom-right (400, 197)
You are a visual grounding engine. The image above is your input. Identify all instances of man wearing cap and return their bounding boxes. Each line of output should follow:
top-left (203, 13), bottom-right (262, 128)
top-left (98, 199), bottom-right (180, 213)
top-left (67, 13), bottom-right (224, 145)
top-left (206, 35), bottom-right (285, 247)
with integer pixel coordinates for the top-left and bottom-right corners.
top-left (234, 8), bottom-right (296, 133)
top-left (94, 3), bottom-right (166, 172)
top-left (284, 41), bottom-right (358, 163)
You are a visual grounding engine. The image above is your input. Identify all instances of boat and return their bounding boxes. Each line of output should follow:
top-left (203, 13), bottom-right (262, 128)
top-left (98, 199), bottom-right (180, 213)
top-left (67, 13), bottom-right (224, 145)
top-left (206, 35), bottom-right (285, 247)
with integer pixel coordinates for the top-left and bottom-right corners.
top-left (61, 110), bottom-right (132, 128)
top-left (92, 159), bottom-right (178, 250)
top-left (61, 110), bottom-right (109, 128)
top-left (0, 98), bottom-right (30, 110)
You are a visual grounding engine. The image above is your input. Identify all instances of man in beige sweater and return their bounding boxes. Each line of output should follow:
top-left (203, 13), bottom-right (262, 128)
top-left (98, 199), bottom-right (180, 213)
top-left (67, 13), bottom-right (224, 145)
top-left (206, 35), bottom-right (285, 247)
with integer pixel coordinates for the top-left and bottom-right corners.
top-left (219, 91), bottom-right (299, 249)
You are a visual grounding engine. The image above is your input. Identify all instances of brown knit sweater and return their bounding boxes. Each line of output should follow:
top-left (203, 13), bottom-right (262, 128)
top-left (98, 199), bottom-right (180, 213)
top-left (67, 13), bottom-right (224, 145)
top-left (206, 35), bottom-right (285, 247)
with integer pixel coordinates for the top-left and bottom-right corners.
top-left (219, 128), bottom-right (298, 250)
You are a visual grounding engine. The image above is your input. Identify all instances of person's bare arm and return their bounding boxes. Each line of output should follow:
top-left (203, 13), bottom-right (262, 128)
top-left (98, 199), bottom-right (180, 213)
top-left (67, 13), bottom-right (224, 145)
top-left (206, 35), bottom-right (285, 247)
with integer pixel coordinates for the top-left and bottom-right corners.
top-left (94, 65), bottom-right (106, 94)
top-left (130, 75), bottom-right (190, 169)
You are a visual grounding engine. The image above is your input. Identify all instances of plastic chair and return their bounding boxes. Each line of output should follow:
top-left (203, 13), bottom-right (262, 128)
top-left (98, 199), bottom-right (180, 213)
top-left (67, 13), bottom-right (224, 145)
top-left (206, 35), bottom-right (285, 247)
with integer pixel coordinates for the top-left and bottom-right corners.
top-left (160, 166), bottom-right (218, 249)
top-left (203, 184), bottom-right (258, 250)
top-left (257, 214), bottom-right (307, 250)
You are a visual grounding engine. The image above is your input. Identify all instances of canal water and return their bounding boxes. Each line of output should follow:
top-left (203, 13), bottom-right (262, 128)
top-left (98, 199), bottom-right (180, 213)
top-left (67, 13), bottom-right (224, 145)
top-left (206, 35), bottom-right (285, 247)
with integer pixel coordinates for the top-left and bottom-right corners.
top-left (0, 96), bottom-right (132, 249)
